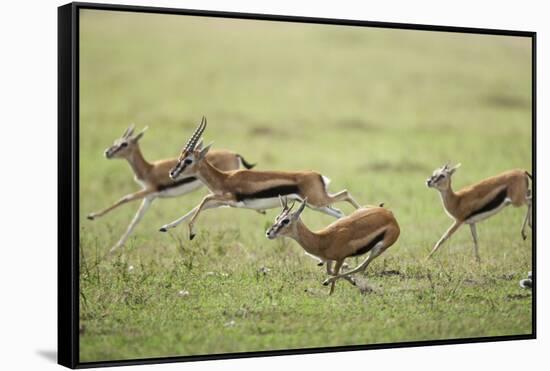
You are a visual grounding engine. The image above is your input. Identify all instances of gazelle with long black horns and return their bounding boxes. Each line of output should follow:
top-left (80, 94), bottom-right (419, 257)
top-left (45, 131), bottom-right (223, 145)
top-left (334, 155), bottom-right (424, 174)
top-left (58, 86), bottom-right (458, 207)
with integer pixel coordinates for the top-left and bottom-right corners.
top-left (160, 117), bottom-right (361, 239)
top-left (87, 124), bottom-right (256, 252)
top-left (266, 197), bottom-right (400, 294)
top-left (426, 163), bottom-right (532, 261)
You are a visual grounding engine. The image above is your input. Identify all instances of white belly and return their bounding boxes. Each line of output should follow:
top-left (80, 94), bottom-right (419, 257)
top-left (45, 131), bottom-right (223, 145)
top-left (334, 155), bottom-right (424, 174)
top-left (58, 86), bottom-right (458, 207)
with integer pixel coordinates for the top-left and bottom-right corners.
top-left (157, 180), bottom-right (203, 198)
top-left (465, 198), bottom-right (511, 224)
top-left (235, 194), bottom-right (301, 210)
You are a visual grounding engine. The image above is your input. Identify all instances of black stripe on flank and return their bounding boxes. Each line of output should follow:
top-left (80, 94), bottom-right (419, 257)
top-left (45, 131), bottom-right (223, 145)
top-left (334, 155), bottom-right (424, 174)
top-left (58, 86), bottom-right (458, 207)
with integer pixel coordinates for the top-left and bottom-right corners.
top-left (465, 188), bottom-right (508, 220)
top-left (235, 184), bottom-right (300, 202)
top-left (157, 177), bottom-right (199, 192)
top-left (351, 231), bottom-right (386, 257)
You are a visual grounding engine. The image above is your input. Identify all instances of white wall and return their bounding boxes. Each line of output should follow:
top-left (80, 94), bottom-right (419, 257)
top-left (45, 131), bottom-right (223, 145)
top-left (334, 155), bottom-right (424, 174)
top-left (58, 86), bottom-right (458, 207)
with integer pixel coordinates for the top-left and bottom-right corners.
top-left (0, 0), bottom-right (545, 370)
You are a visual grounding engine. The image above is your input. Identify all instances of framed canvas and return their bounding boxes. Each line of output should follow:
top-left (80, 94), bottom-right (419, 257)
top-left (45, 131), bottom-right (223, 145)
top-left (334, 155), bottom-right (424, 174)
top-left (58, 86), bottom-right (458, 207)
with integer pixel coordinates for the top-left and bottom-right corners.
top-left (58, 2), bottom-right (536, 368)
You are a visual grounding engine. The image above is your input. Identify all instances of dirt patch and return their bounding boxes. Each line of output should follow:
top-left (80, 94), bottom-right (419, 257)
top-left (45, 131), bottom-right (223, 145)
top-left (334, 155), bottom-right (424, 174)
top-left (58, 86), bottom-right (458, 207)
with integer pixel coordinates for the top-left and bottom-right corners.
top-left (334, 119), bottom-right (377, 132)
top-left (484, 94), bottom-right (530, 109)
top-left (249, 126), bottom-right (287, 138)
top-left (505, 293), bottom-right (531, 300)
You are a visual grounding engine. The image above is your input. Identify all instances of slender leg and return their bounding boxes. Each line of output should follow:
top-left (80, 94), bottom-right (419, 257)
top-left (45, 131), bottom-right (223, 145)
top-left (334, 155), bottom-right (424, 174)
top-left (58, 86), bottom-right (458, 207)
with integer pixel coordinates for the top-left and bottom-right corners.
top-left (159, 204), bottom-right (216, 232)
top-left (324, 243), bottom-right (385, 284)
top-left (426, 220), bottom-right (463, 260)
top-left (521, 202), bottom-right (531, 240)
top-left (87, 189), bottom-right (153, 220)
top-left (469, 223), bottom-right (480, 262)
top-left (528, 203), bottom-right (532, 228)
top-left (329, 189), bottom-right (361, 209)
top-left (325, 260), bottom-right (334, 275)
top-left (328, 260), bottom-right (344, 295)
top-left (110, 197), bottom-right (154, 253)
top-left (187, 194), bottom-right (232, 240)
top-left (312, 206), bottom-right (344, 219)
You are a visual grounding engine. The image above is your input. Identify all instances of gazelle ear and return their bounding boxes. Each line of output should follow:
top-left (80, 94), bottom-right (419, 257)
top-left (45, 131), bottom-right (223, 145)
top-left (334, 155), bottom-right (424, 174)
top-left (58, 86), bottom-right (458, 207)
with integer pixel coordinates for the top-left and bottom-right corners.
top-left (449, 163), bottom-right (461, 174)
top-left (198, 142), bottom-right (213, 159)
top-left (196, 139), bottom-right (204, 150)
top-left (123, 123), bottom-right (135, 138)
top-left (132, 126), bottom-right (148, 142)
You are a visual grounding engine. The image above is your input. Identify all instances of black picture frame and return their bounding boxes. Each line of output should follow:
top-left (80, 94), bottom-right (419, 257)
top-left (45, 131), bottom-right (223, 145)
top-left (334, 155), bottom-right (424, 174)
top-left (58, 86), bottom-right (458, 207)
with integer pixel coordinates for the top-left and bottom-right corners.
top-left (58, 2), bottom-right (536, 368)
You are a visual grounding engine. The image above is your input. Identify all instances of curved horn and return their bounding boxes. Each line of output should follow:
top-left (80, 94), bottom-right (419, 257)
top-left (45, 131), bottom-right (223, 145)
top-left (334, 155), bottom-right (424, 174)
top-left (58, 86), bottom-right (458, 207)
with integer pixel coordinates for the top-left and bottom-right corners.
top-left (294, 198), bottom-right (308, 217)
top-left (279, 195), bottom-right (287, 209)
top-left (183, 116), bottom-right (207, 151)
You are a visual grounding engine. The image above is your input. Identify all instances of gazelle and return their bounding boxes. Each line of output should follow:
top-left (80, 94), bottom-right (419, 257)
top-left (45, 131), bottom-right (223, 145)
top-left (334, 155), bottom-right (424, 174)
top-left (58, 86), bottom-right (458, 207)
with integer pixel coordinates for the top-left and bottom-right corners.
top-left (159, 117), bottom-right (361, 240)
top-left (87, 124), bottom-right (257, 252)
top-left (426, 163), bottom-right (532, 261)
top-left (266, 198), bottom-right (400, 294)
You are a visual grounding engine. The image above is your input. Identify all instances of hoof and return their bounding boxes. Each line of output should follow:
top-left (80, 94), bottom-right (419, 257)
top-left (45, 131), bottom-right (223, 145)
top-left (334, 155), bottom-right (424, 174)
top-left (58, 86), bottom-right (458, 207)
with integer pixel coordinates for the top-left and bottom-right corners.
top-left (322, 279), bottom-right (330, 286)
top-left (190, 233), bottom-right (196, 240)
top-left (87, 214), bottom-right (95, 220)
top-left (522, 233), bottom-right (527, 241)
top-left (159, 227), bottom-right (167, 232)
top-left (350, 278), bottom-right (357, 286)
top-left (317, 261), bottom-right (324, 267)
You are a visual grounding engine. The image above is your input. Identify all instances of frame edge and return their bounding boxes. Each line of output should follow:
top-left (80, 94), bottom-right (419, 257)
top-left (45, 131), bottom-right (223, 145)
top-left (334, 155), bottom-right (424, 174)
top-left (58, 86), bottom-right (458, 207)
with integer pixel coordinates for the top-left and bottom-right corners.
top-left (58, 2), bottom-right (79, 369)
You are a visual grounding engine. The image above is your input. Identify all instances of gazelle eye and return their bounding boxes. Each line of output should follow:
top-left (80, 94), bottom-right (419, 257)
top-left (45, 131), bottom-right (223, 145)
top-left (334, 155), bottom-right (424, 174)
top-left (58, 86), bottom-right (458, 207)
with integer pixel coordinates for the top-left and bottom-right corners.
top-left (282, 219), bottom-right (290, 225)
top-left (184, 158), bottom-right (193, 165)
top-left (120, 142), bottom-right (128, 147)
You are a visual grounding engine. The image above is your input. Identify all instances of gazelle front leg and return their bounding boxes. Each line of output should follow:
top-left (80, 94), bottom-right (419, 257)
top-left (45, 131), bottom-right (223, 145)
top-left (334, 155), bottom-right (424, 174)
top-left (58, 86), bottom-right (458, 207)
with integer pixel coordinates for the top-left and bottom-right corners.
top-left (326, 260), bottom-right (344, 295)
top-left (426, 220), bottom-right (463, 260)
top-left (87, 189), bottom-right (152, 220)
top-left (110, 197), bottom-right (154, 253)
top-left (469, 223), bottom-right (481, 262)
top-left (187, 194), bottom-right (233, 240)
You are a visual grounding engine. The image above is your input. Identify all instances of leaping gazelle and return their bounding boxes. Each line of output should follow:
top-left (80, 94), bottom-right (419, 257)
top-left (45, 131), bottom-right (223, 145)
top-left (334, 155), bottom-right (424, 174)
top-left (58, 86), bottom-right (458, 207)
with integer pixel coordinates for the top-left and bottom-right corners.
top-left (159, 117), bottom-right (361, 239)
top-left (87, 124), bottom-right (257, 252)
top-left (266, 197), bottom-right (400, 294)
top-left (426, 163), bottom-right (532, 261)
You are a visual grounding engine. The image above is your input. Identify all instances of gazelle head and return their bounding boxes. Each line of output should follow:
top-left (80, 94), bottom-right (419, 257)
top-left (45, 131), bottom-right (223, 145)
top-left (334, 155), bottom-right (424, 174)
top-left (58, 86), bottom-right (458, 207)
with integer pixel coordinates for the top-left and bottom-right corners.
top-left (169, 116), bottom-right (213, 180)
top-left (426, 163), bottom-right (461, 190)
top-left (266, 197), bottom-right (308, 240)
top-left (104, 124), bottom-right (148, 159)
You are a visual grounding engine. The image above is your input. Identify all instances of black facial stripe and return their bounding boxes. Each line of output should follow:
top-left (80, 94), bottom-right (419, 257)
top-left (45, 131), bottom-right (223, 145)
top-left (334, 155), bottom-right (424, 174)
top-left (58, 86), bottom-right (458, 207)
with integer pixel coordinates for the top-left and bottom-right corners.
top-left (465, 188), bottom-right (508, 220)
top-left (235, 185), bottom-right (300, 202)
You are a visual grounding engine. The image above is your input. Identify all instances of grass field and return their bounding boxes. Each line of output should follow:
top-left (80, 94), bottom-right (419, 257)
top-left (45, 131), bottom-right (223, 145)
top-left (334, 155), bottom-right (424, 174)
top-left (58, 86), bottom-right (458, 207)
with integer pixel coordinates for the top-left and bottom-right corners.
top-left (78, 10), bottom-right (533, 362)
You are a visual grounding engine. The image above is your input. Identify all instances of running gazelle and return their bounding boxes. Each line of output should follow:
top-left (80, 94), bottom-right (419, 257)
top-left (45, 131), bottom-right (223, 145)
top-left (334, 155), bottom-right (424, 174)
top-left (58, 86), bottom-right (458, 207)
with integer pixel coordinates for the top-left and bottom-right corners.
top-left (426, 163), bottom-right (532, 261)
top-left (87, 124), bottom-right (256, 252)
top-left (160, 117), bottom-right (361, 239)
top-left (266, 197), bottom-right (400, 294)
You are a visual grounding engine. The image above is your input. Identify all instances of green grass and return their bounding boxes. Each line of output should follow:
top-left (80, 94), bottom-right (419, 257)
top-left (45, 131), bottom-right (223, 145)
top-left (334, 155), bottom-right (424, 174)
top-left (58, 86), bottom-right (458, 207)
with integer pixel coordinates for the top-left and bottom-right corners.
top-left (78, 10), bottom-right (533, 362)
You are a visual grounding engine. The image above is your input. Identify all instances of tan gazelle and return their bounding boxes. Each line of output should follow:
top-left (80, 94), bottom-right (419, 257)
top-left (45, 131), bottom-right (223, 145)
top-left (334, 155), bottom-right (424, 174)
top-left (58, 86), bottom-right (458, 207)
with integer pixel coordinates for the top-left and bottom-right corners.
top-left (266, 198), bottom-right (400, 294)
top-left (160, 117), bottom-right (361, 239)
top-left (87, 124), bottom-right (256, 252)
top-left (426, 163), bottom-right (532, 261)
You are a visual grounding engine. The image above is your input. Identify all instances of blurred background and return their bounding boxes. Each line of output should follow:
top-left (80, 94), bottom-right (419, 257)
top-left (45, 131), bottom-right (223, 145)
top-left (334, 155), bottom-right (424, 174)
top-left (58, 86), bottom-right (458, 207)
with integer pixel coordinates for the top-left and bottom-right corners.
top-left (79, 9), bottom-right (532, 362)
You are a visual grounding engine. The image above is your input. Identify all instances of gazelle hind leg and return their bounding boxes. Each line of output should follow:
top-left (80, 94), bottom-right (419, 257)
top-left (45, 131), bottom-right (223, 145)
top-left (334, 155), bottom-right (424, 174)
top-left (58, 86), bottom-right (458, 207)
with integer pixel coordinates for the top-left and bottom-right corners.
top-left (110, 197), bottom-right (154, 253)
top-left (469, 223), bottom-right (480, 262)
top-left (328, 189), bottom-right (361, 209)
top-left (324, 242), bottom-right (385, 285)
top-left (328, 260), bottom-right (344, 295)
top-left (312, 206), bottom-right (344, 219)
top-left (521, 200), bottom-right (532, 240)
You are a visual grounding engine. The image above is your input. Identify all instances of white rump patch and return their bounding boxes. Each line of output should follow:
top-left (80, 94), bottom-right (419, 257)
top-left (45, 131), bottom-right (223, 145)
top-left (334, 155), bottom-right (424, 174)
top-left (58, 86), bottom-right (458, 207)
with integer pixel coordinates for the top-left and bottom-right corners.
top-left (322, 175), bottom-right (332, 191)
